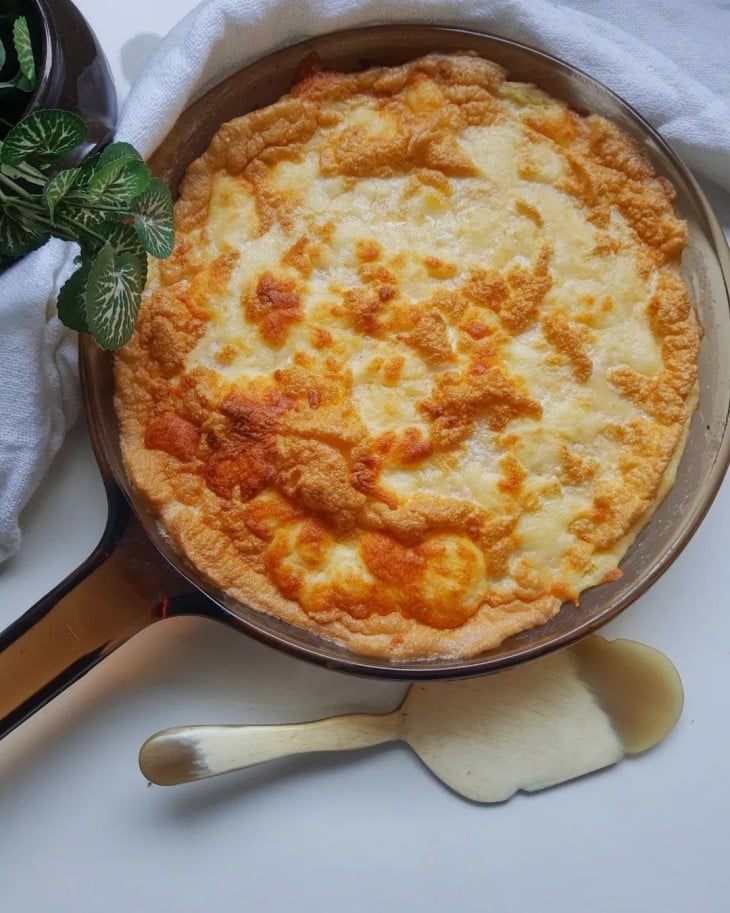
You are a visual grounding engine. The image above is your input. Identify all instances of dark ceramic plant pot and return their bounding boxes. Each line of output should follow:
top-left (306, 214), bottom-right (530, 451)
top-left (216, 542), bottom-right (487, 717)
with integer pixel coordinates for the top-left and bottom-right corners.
top-left (0, 0), bottom-right (117, 270)
top-left (1, 0), bottom-right (117, 159)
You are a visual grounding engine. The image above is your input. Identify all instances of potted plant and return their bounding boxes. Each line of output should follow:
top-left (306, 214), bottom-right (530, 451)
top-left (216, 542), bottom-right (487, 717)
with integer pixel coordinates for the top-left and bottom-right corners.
top-left (1, 0), bottom-right (116, 159)
top-left (0, 0), bottom-right (175, 349)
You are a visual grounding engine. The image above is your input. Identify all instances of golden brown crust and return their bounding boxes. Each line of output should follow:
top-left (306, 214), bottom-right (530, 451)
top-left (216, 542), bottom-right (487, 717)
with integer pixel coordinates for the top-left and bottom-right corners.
top-left (115, 53), bottom-right (700, 660)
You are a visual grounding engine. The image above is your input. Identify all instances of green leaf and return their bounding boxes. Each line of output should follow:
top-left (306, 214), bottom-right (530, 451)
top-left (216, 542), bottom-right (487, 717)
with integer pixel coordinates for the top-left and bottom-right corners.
top-left (133, 178), bottom-right (174, 258)
top-left (1, 109), bottom-right (87, 166)
top-left (43, 167), bottom-right (80, 218)
top-left (97, 142), bottom-right (143, 167)
top-left (13, 17), bottom-right (35, 88)
top-left (55, 202), bottom-right (112, 241)
top-left (57, 263), bottom-right (90, 333)
top-left (0, 37), bottom-right (6, 72)
top-left (0, 205), bottom-right (49, 257)
top-left (87, 157), bottom-right (151, 205)
top-left (76, 150), bottom-right (100, 175)
top-left (103, 221), bottom-right (146, 260)
top-left (85, 244), bottom-right (147, 349)
top-left (75, 219), bottom-right (147, 262)
top-left (71, 153), bottom-right (102, 197)
top-left (1, 160), bottom-right (44, 185)
top-left (0, 72), bottom-right (32, 92)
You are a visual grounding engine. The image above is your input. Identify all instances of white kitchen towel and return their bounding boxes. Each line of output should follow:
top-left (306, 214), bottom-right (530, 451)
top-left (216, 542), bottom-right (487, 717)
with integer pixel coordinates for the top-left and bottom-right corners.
top-left (1, 0), bottom-right (729, 562)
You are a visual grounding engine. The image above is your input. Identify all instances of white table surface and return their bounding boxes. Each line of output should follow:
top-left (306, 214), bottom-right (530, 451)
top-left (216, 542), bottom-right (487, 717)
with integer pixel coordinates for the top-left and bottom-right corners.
top-left (1, 2), bottom-right (729, 911)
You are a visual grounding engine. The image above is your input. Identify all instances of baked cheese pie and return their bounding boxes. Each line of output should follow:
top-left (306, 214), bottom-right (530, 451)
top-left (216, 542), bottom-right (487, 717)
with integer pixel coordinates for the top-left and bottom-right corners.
top-left (115, 53), bottom-right (700, 659)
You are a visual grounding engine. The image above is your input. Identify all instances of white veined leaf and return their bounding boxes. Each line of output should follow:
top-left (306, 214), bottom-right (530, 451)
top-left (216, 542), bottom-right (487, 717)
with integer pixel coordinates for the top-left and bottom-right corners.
top-left (0, 206), bottom-right (49, 257)
top-left (97, 142), bottom-right (143, 168)
top-left (57, 264), bottom-right (90, 333)
top-left (74, 152), bottom-right (100, 188)
top-left (85, 244), bottom-right (147, 349)
top-left (1, 109), bottom-right (87, 166)
top-left (87, 157), bottom-right (151, 205)
top-left (43, 167), bottom-right (80, 219)
top-left (103, 221), bottom-right (146, 260)
top-left (53, 202), bottom-right (111, 249)
top-left (13, 16), bottom-right (35, 88)
top-left (133, 178), bottom-right (175, 258)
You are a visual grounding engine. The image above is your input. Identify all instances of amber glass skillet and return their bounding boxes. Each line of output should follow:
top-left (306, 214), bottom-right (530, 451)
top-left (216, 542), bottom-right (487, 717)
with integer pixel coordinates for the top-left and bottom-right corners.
top-left (1, 26), bottom-right (728, 741)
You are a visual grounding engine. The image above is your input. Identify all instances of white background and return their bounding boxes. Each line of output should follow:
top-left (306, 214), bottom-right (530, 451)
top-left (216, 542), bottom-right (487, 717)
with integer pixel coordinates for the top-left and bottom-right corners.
top-left (1, 2), bottom-right (729, 911)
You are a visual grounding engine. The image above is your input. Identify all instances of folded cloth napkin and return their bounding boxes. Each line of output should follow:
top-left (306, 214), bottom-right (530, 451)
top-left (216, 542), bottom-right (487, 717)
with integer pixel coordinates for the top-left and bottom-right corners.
top-left (1, 0), bottom-right (729, 562)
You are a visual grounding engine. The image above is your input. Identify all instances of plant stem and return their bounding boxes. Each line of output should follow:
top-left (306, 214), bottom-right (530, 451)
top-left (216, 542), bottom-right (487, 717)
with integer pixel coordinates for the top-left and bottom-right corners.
top-left (9, 161), bottom-right (46, 185)
top-left (0, 171), bottom-right (35, 201)
top-left (1, 202), bottom-right (74, 242)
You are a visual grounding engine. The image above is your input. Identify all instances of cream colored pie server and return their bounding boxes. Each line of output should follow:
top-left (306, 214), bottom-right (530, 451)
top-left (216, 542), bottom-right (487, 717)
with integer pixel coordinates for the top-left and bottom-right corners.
top-left (138, 635), bottom-right (683, 802)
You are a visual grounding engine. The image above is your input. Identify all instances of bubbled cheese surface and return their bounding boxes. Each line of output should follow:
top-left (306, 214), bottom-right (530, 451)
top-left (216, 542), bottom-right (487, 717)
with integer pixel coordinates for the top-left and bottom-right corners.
top-left (114, 54), bottom-right (700, 659)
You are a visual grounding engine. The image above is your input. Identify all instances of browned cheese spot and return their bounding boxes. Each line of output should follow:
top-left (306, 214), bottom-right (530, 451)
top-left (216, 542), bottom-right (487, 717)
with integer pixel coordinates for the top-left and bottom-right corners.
top-left (359, 532), bottom-right (482, 628)
top-left (317, 67), bottom-right (485, 180)
top-left (561, 445), bottom-right (599, 485)
top-left (356, 239), bottom-right (382, 262)
top-left (554, 116), bottom-right (688, 264)
top-left (523, 107), bottom-right (580, 148)
top-left (498, 455), bottom-right (527, 495)
top-left (282, 236), bottom-right (324, 277)
top-left (400, 309), bottom-right (456, 366)
top-left (462, 247), bottom-right (552, 334)
top-left (419, 361), bottom-right (543, 448)
top-left (309, 326), bottom-right (333, 349)
top-left (423, 256), bottom-right (458, 279)
top-left (244, 272), bottom-right (303, 345)
top-left (342, 286), bottom-right (386, 336)
top-left (501, 246), bottom-right (553, 333)
top-left (145, 412), bottom-right (201, 462)
top-left (204, 388), bottom-right (291, 500)
top-left (460, 320), bottom-right (494, 340)
top-left (403, 169), bottom-right (453, 199)
top-left (463, 268), bottom-right (509, 312)
top-left (275, 435), bottom-right (367, 532)
top-left (608, 273), bottom-right (700, 424)
top-left (542, 314), bottom-right (593, 382)
top-left (139, 250), bottom-right (239, 378)
top-left (390, 427), bottom-right (434, 466)
top-left (244, 160), bottom-right (298, 234)
top-left (514, 198), bottom-right (544, 226)
top-left (214, 344), bottom-right (239, 365)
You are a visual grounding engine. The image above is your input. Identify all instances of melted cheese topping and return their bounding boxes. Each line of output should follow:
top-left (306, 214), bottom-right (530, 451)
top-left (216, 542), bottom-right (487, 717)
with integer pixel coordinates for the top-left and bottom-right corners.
top-left (115, 54), bottom-right (700, 659)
